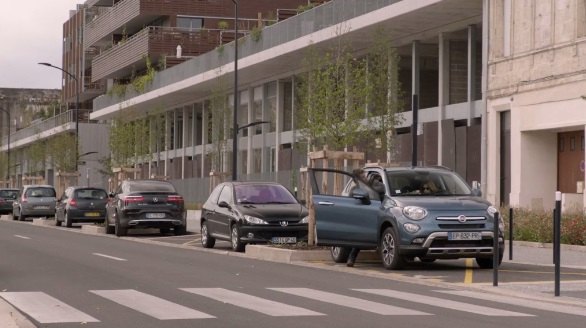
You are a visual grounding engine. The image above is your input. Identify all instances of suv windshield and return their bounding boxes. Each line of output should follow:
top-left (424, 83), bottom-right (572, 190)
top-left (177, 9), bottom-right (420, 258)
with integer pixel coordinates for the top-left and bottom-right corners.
top-left (387, 170), bottom-right (471, 196)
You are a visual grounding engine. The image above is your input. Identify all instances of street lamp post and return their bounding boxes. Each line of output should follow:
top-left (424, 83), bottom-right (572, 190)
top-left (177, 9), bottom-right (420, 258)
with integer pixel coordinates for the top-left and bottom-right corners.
top-left (0, 107), bottom-right (10, 184)
top-left (231, 0), bottom-right (239, 181)
top-left (38, 62), bottom-right (80, 173)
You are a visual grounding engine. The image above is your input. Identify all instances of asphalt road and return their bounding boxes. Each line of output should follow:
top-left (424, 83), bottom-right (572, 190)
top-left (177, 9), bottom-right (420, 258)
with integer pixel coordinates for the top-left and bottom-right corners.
top-left (1, 219), bottom-right (586, 328)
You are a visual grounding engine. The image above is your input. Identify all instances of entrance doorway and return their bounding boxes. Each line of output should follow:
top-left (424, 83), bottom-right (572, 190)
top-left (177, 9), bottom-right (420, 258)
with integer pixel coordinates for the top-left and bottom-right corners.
top-left (557, 131), bottom-right (585, 193)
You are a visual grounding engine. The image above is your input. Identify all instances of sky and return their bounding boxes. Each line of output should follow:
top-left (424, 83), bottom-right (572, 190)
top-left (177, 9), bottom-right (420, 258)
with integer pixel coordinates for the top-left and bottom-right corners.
top-left (0, 0), bottom-right (80, 90)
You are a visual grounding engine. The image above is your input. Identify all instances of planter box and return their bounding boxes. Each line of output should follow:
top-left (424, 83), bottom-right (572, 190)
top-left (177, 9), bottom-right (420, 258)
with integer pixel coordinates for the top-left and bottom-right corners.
top-left (82, 225), bottom-right (106, 234)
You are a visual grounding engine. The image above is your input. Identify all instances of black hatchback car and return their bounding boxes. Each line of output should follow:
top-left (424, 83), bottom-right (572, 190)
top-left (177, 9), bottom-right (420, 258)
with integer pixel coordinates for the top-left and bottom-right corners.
top-left (55, 187), bottom-right (109, 227)
top-left (201, 182), bottom-right (309, 252)
top-left (106, 180), bottom-right (186, 237)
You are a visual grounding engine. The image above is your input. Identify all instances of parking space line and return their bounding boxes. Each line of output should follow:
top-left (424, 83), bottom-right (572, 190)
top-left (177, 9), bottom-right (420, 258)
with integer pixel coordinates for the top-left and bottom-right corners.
top-left (14, 235), bottom-right (31, 240)
top-left (464, 259), bottom-right (473, 284)
top-left (92, 253), bottom-right (127, 261)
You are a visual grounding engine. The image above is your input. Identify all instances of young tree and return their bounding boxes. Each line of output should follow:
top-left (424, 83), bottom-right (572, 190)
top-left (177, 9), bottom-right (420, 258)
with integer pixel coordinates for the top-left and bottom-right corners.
top-left (47, 132), bottom-right (77, 172)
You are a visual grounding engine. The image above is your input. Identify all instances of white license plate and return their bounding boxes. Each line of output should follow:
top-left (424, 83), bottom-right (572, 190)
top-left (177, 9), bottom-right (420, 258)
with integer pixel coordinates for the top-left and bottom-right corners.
top-left (146, 213), bottom-right (166, 219)
top-left (448, 231), bottom-right (482, 240)
top-left (272, 237), bottom-right (297, 244)
top-left (34, 206), bottom-right (50, 210)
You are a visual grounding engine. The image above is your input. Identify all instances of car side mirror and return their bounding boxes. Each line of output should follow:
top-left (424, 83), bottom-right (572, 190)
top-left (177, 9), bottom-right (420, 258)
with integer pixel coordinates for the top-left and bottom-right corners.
top-left (471, 181), bottom-right (482, 197)
top-left (350, 188), bottom-right (371, 204)
top-left (218, 201), bottom-right (231, 209)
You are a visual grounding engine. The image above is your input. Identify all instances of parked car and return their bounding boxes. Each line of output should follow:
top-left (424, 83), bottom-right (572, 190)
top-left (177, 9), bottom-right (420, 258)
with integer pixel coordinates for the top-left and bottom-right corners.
top-left (201, 181), bottom-right (309, 252)
top-left (105, 180), bottom-right (186, 237)
top-left (12, 185), bottom-right (57, 221)
top-left (310, 165), bottom-right (504, 269)
top-left (0, 188), bottom-right (19, 215)
top-left (55, 187), bottom-right (109, 227)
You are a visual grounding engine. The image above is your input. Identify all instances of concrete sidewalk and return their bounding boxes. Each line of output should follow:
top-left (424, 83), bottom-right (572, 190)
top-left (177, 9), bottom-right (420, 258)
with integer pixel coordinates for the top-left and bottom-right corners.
top-left (502, 240), bottom-right (586, 269)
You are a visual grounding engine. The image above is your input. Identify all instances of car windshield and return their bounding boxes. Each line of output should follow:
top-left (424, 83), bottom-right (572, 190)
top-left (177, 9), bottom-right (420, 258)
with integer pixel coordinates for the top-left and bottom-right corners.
top-left (75, 189), bottom-right (107, 200)
top-left (25, 187), bottom-right (56, 198)
top-left (387, 170), bottom-right (472, 196)
top-left (234, 184), bottom-right (297, 205)
top-left (0, 190), bottom-right (18, 199)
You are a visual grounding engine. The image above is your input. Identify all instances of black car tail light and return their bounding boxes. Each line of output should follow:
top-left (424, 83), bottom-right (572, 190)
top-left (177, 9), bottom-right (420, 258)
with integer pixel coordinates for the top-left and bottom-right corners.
top-left (167, 195), bottom-right (184, 205)
top-left (124, 195), bottom-right (144, 206)
top-left (21, 196), bottom-right (28, 204)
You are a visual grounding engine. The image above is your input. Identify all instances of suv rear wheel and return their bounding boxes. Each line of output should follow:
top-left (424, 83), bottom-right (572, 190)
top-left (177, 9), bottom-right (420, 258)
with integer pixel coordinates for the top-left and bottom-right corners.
top-left (330, 247), bottom-right (351, 263)
top-left (380, 227), bottom-right (406, 270)
top-left (115, 217), bottom-right (127, 237)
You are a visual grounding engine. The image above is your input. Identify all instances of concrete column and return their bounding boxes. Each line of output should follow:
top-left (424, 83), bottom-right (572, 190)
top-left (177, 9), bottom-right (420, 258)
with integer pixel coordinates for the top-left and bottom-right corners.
top-left (467, 24), bottom-right (477, 126)
top-left (247, 88), bottom-right (253, 175)
top-left (201, 105), bottom-right (208, 178)
top-left (412, 40), bottom-right (421, 165)
top-left (191, 105), bottom-right (197, 177)
top-left (164, 112), bottom-right (170, 177)
top-left (275, 81), bottom-right (284, 173)
top-left (261, 83), bottom-right (267, 173)
top-left (481, 0), bottom-right (490, 195)
top-left (438, 32), bottom-right (449, 165)
top-left (181, 106), bottom-right (188, 179)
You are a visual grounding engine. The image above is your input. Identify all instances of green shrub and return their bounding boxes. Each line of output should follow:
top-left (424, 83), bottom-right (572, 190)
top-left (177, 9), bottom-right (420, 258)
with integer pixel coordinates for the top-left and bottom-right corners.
top-left (500, 207), bottom-right (586, 245)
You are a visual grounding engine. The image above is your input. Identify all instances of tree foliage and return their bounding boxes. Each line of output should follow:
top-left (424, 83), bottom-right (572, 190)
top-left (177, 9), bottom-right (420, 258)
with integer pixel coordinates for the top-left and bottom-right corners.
top-left (295, 28), bottom-right (403, 159)
top-left (47, 133), bottom-right (77, 172)
top-left (109, 114), bottom-right (151, 168)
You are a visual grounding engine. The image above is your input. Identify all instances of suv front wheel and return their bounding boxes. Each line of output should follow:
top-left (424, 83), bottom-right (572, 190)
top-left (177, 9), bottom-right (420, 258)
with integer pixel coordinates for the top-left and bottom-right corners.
top-left (380, 227), bottom-right (406, 270)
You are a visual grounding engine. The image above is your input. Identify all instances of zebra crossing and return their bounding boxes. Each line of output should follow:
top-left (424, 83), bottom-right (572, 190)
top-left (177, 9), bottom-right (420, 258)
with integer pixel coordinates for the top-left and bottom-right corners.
top-left (1, 286), bottom-right (584, 324)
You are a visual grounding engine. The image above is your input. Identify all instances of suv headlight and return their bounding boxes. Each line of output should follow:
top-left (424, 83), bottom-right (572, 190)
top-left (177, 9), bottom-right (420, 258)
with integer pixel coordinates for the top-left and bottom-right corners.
top-left (486, 206), bottom-right (504, 232)
top-left (402, 206), bottom-right (427, 221)
top-left (243, 215), bottom-right (268, 225)
top-left (487, 206), bottom-right (498, 217)
top-left (299, 216), bottom-right (309, 224)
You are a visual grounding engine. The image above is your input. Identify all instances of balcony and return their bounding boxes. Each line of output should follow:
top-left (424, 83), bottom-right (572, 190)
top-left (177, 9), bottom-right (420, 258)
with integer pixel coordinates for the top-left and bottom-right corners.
top-left (1, 110), bottom-right (95, 151)
top-left (92, 26), bottom-right (222, 82)
top-left (84, 0), bottom-right (147, 49)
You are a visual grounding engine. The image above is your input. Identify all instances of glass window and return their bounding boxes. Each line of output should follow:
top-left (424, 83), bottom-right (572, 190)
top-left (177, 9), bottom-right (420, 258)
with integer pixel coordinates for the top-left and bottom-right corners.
top-left (127, 181), bottom-right (176, 193)
top-left (0, 190), bottom-right (18, 199)
top-left (283, 81), bottom-right (293, 131)
top-left (387, 170), bottom-right (471, 196)
top-left (266, 82), bottom-right (277, 132)
top-left (253, 87), bottom-right (263, 135)
top-left (239, 90), bottom-right (248, 137)
top-left (234, 184), bottom-right (297, 204)
top-left (75, 189), bottom-right (107, 200)
top-left (26, 187), bottom-right (56, 198)
top-left (218, 185), bottom-right (233, 204)
top-left (177, 16), bottom-right (203, 30)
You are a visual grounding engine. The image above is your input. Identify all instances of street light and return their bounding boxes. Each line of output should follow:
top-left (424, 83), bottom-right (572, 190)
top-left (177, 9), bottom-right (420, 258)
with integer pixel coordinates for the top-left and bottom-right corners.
top-left (231, 0), bottom-right (239, 181)
top-left (0, 107), bottom-right (10, 183)
top-left (38, 62), bottom-right (80, 173)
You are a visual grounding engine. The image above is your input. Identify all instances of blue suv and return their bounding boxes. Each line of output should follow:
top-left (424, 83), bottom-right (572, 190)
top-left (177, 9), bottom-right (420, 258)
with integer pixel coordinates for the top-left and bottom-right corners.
top-left (309, 165), bottom-right (504, 270)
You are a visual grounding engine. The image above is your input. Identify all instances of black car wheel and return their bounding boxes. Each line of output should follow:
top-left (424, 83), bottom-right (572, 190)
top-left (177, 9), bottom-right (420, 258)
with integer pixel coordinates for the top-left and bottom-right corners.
top-left (330, 247), bottom-right (351, 263)
top-left (201, 221), bottom-right (216, 249)
top-left (115, 217), bottom-right (127, 237)
top-left (64, 212), bottom-right (73, 228)
top-left (173, 225), bottom-right (186, 236)
top-left (380, 227), bottom-right (406, 270)
top-left (230, 224), bottom-right (245, 252)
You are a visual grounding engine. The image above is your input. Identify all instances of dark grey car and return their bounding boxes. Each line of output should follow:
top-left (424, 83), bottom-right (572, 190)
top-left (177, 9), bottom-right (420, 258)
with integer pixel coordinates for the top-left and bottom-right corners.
top-left (12, 185), bottom-right (57, 221)
top-left (55, 187), bottom-right (109, 227)
top-left (105, 180), bottom-right (186, 237)
top-left (0, 188), bottom-right (19, 215)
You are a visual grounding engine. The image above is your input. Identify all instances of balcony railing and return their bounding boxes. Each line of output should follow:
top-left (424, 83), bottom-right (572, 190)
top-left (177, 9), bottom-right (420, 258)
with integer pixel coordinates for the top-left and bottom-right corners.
top-left (84, 0), bottom-right (140, 49)
top-left (92, 26), bottom-right (226, 81)
top-left (1, 110), bottom-right (94, 151)
top-left (94, 0), bottom-right (400, 110)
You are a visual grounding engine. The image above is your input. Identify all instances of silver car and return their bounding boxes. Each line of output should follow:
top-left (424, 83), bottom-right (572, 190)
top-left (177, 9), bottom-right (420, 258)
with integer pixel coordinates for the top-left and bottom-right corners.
top-left (12, 185), bottom-right (57, 221)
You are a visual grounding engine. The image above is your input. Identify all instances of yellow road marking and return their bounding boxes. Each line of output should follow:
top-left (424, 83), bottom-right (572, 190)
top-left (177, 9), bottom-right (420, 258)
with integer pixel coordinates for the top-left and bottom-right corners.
top-left (464, 259), bottom-right (474, 284)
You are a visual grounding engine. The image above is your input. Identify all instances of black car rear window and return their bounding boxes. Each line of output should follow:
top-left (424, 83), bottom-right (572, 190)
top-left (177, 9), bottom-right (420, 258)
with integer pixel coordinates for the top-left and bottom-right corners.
top-left (25, 187), bottom-right (56, 197)
top-left (75, 189), bottom-right (107, 200)
top-left (127, 181), bottom-right (176, 193)
top-left (0, 190), bottom-right (18, 199)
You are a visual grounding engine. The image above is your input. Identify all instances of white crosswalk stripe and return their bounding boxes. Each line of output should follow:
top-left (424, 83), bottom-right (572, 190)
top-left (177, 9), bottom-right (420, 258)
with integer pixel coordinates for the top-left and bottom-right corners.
top-left (90, 289), bottom-right (215, 320)
top-left (437, 290), bottom-right (586, 317)
top-left (0, 292), bottom-right (99, 324)
top-left (181, 288), bottom-right (324, 316)
top-left (269, 288), bottom-right (431, 316)
top-left (354, 289), bottom-right (533, 316)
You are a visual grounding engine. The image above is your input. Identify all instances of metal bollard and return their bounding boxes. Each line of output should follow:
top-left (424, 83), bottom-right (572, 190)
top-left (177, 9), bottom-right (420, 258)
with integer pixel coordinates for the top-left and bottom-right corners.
top-left (509, 207), bottom-right (513, 260)
top-left (554, 191), bottom-right (561, 296)
top-left (493, 212), bottom-right (499, 287)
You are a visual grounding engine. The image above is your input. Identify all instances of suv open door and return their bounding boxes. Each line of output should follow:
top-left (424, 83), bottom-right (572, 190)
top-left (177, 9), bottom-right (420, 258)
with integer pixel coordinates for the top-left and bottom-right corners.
top-left (308, 168), bottom-right (380, 248)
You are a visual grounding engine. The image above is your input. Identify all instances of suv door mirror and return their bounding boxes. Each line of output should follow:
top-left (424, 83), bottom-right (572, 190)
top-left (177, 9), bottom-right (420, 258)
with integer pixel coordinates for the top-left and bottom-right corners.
top-left (350, 188), bottom-right (371, 204)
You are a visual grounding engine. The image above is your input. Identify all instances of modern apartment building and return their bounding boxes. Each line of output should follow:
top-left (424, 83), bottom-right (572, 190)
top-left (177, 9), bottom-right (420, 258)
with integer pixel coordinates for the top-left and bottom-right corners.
top-left (1, 0), bottom-right (312, 191)
top-left (90, 0), bottom-right (488, 203)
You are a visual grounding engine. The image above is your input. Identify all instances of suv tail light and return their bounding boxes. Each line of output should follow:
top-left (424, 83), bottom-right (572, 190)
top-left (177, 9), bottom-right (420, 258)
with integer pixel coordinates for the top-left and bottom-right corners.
top-left (167, 195), bottom-right (184, 205)
top-left (21, 196), bottom-right (28, 204)
top-left (69, 199), bottom-right (77, 207)
top-left (124, 195), bottom-right (144, 206)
